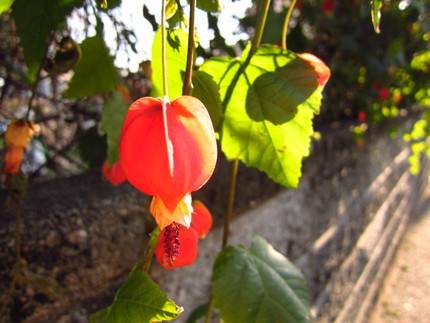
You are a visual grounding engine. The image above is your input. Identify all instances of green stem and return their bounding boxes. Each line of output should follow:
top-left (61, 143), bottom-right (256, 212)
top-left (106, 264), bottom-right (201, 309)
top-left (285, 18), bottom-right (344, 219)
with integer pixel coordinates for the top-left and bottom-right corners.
top-left (281, 0), bottom-right (298, 50)
top-left (25, 33), bottom-right (55, 119)
top-left (142, 225), bottom-right (161, 273)
top-left (182, 0), bottom-right (196, 96)
top-left (221, 158), bottom-right (239, 249)
top-left (250, 0), bottom-right (271, 56)
top-left (205, 2), bottom-right (272, 321)
top-left (161, 0), bottom-right (169, 99)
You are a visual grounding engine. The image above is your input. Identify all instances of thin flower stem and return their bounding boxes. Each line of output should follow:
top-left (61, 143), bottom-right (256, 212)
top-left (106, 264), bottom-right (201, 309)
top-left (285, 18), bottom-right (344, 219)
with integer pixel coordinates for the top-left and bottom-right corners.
top-left (205, 2), bottom-right (273, 321)
top-left (161, 0), bottom-right (169, 99)
top-left (142, 225), bottom-right (161, 273)
top-left (281, 0), bottom-right (298, 50)
top-left (250, 0), bottom-right (271, 57)
top-left (221, 158), bottom-right (239, 249)
top-left (25, 33), bottom-right (55, 120)
top-left (182, 0), bottom-right (196, 96)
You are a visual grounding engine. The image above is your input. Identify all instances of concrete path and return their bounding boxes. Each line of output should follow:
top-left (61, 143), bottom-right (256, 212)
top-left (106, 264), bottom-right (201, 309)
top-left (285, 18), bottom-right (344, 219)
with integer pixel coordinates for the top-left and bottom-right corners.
top-left (369, 181), bottom-right (430, 323)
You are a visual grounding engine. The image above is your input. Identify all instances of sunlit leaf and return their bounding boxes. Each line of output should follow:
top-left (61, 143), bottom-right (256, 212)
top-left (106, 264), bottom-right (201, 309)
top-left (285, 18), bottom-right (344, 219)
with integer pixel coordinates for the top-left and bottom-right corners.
top-left (200, 45), bottom-right (325, 188)
top-left (0, 0), bottom-right (14, 14)
top-left (191, 70), bottom-right (223, 130)
top-left (370, 0), bottom-right (382, 34)
top-left (11, 0), bottom-right (84, 82)
top-left (196, 0), bottom-right (224, 12)
top-left (64, 35), bottom-right (119, 97)
top-left (91, 265), bottom-right (182, 323)
top-left (166, 0), bottom-right (178, 19)
top-left (101, 91), bottom-right (129, 165)
top-left (97, 0), bottom-right (121, 10)
top-left (151, 28), bottom-right (188, 100)
top-left (212, 236), bottom-right (311, 323)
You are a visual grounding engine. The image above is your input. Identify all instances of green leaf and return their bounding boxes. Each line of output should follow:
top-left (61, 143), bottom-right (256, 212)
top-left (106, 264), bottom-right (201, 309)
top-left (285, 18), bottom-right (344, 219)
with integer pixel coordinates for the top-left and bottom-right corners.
top-left (64, 35), bottom-right (119, 98)
top-left (185, 303), bottom-right (209, 323)
top-left (78, 126), bottom-right (107, 168)
top-left (97, 0), bottom-right (121, 10)
top-left (370, 0), bottom-right (382, 34)
top-left (196, 0), bottom-right (224, 12)
top-left (11, 0), bottom-right (84, 82)
top-left (0, 0), bottom-right (14, 14)
top-left (191, 70), bottom-right (223, 131)
top-left (101, 91), bottom-right (129, 165)
top-left (91, 265), bottom-right (182, 323)
top-left (200, 45), bottom-right (323, 188)
top-left (166, 0), bottom-right (178, 19)
top-left (212, 236), bottom-right (311, 323)
top-left (150, 28), bottom-right (188, 100)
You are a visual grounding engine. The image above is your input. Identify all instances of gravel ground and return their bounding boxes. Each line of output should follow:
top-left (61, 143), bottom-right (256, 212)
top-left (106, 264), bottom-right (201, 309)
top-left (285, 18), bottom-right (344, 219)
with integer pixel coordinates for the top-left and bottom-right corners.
top-left (369, 181), bottom-right (430, 323)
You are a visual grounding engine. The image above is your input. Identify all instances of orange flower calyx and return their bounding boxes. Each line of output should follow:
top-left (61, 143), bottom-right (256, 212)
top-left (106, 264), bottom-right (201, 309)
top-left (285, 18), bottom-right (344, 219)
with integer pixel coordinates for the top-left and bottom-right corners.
top-left (150, 193), bottom-right (193, 229)
top-left (119, 95), bottom-right (217, 229)
top-left (3, 119), bottom-right (39, 174)
top-left (5, 118), bottom-right (39, 147)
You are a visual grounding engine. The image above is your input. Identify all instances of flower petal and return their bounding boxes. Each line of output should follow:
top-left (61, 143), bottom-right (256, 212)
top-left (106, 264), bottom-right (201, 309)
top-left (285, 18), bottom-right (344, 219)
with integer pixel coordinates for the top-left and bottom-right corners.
top-left (191, 200), bottom-right (213, 238)
top-left (102, 160), bottom-right (127, 185)
top-left (4, 146), bottom-right (24, 174)
top-left (154, 222), bottom-right (199, 270)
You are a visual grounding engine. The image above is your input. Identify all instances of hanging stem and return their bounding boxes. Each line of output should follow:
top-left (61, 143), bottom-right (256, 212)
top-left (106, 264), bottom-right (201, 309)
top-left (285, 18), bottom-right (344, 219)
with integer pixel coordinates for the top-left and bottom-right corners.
top-left (250, 0), bottom-right (271, 56)
top-left (281, 0), bottom-right (298, 50)
top-left (25, 33), bottom-right (55, 119)
top-left (161, 0), bottom-right (169, 99)
top-left (205, 2), bottom-right (272, 321)
top-left (221, 159), bottom-right (239, 248)
top-left (142, 225), bottom-right (161, 273)
top-left (182, 0), bottom-right (196, 96)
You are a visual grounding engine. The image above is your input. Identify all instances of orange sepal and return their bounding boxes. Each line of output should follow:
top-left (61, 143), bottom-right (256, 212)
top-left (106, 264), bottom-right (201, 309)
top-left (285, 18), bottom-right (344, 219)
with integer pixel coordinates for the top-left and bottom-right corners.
top-left (150, 194), bottom-right (193, 229)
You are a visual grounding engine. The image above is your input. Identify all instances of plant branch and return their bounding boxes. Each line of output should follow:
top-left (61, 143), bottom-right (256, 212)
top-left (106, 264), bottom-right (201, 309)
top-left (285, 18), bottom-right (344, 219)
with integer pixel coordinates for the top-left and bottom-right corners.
top-left (281, 0), bottom-right (298, 50)
top-left (161, 0), bottom-right (169, 99)
top-left (250, 0), bottom-right (271, 56)
top-left (25, 33), bottom-right (55, 120)
top-left (182, 0), bottom-right (196, 96)
top-left (142, 225), bottom-right (161, 273)
top-left (222, 159), bottom-right (239, 249)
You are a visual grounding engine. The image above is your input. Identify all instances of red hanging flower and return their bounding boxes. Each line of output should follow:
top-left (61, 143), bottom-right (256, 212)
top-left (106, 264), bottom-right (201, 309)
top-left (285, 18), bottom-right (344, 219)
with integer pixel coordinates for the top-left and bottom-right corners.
top-left (102, 160), bottom-right (127, 185)
top-left (154, 200), bottom-right (213, 269)
top-left (154, 222), bottom-right (199, 270)
top-left (191, 200), bottom-right (213, 238)
top-left (299, 53), bottom-right (331, 87)
top-left (3, 119), bottom-right (39, 174)
top-left (119, 96), bottom-right (217, 229)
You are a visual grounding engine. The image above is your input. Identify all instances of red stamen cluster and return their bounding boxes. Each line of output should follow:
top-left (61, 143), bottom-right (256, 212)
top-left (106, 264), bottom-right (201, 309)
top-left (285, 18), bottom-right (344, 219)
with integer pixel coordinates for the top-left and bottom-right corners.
top-left (163, 222), bottom-right (181, 267)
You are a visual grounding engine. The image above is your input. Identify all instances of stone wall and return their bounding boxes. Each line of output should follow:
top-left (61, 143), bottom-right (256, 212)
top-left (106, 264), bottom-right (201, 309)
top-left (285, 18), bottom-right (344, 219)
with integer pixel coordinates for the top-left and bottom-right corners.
top-left (0, 117), bottom-right (427, 322)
